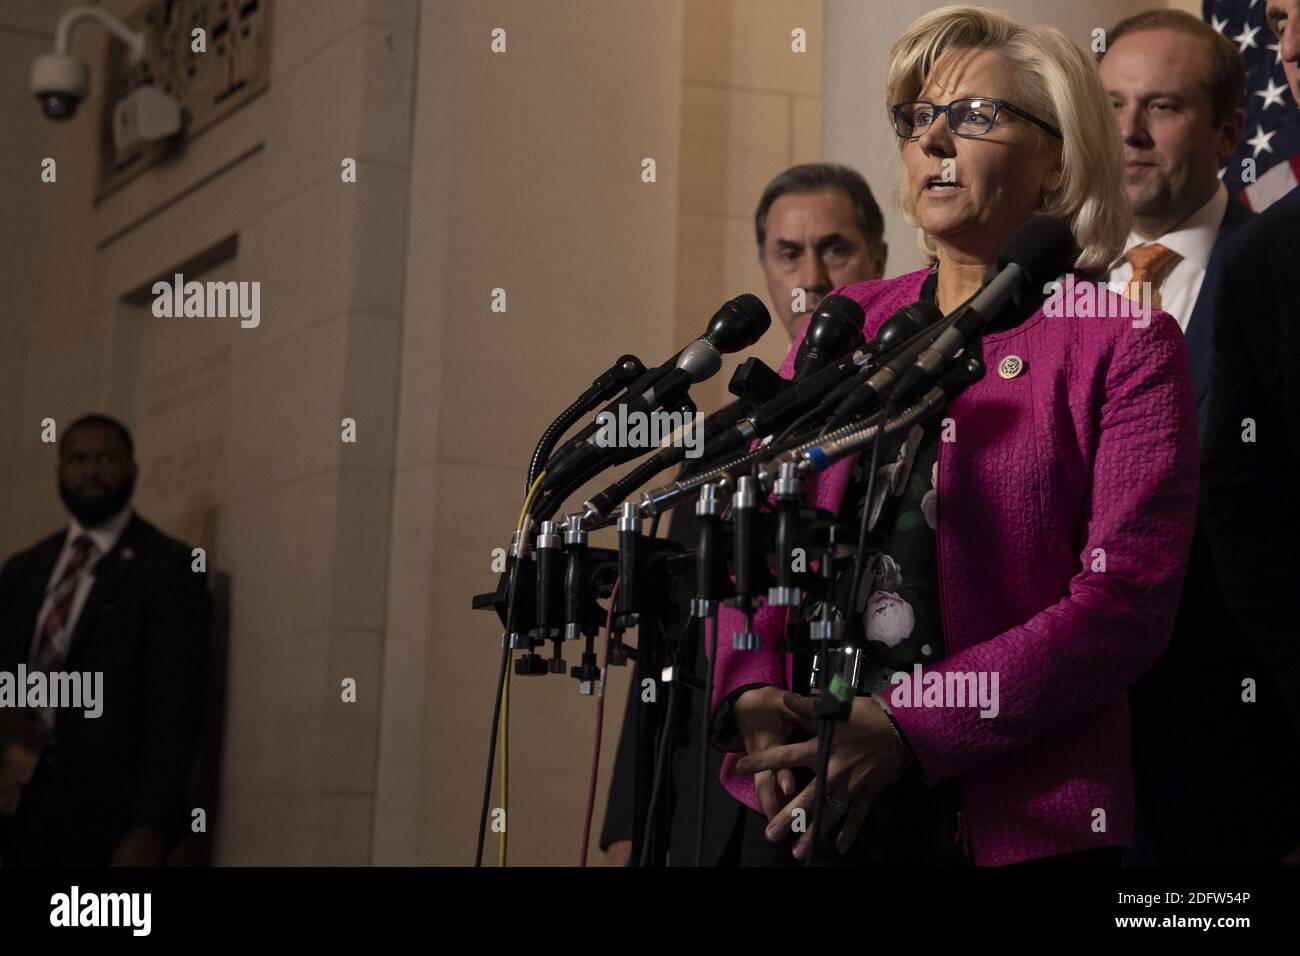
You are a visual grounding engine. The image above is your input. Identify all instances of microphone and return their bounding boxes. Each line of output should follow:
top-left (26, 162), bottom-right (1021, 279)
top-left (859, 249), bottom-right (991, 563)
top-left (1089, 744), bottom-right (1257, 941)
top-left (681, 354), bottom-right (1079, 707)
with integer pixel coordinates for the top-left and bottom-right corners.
top-left (862, 301), bottom-right (934, 359)
top-left (798, 351), bottom-right (988, 479)
top-left (814, 301), bottom-right (945, 419)
top-left (582, 295), bottom-right (862, 517)
top-left (701, 293), bottom-right (774, 355)
top-left (682, 295), bottom-right (868, 468)
top-left (792, 295), bottom-right (866, 380)
top-left (636, 294), bottom-right (953, 515)
top-left (541, 294), bottom-right (771, 490)
top-left (636, 269), bottom-right (1027, 514)
top-left (888, 217), bottom-right (1076, 403)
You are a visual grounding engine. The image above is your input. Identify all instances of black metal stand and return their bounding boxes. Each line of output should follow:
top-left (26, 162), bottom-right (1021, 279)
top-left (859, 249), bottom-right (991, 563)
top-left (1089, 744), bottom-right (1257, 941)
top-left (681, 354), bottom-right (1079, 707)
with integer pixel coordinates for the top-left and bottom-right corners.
top-left (471, 347), bottom-right (987, 866)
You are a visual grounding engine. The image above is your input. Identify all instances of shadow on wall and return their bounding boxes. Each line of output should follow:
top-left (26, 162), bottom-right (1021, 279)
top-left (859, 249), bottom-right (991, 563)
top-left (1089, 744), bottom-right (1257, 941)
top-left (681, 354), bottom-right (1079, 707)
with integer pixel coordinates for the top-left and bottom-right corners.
top-left (168, 567), bottom-right (229, 866)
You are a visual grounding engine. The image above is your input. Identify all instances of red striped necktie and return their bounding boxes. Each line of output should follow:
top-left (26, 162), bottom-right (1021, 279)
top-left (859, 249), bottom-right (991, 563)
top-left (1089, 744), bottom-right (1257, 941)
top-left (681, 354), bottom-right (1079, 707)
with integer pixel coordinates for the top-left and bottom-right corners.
top-left (30, 534), bottom-right (98, 673)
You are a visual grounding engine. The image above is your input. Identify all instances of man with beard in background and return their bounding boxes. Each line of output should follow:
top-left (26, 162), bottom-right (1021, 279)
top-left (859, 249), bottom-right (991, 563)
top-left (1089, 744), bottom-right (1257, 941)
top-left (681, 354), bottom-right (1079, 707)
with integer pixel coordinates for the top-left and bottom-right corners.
top-left (0, 414), bottom-right (210, 865)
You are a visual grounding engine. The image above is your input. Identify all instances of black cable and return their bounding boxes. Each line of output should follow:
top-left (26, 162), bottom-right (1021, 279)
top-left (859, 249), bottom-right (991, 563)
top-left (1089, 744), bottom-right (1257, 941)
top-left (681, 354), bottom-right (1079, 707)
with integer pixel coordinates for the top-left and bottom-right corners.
top-left (807, 423), bottom-right (884, 867)
top-left (592, 447), bottom-right (685, 518)
top-left (476, 457), bottom-right (557, 865)
top-left (637, 615), bottom-right (687, 868)
top-left (535, 437), bottom-right (661, 523)
top-left (474, 640), bottom-right (510, 868)
top-left (477, 438), bottom-right (604, 865)
top-left (525, 356), bottom-right (657, 491)
top-left (527, 391), bottom-right (594, 493)
top-left (637, 680), bottom-right (678, 867)
top-left (534, 450), bottom-right (624, 523)
top-left (807, 718), bottom-right (835, 867)
top-left (694, 610), bottom-right (718, 866)
top-left (844, 423), bottom-right (886, 648)
top-left (771, 403), bottom-right (825, 446)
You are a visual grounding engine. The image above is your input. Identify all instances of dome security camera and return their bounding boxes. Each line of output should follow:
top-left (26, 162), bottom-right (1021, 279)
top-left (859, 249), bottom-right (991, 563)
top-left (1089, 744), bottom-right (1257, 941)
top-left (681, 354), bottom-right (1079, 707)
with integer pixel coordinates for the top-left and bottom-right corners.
top-left (31, 6), bottom-right (145, 122)
top-left (30, 51), bottom-right (89, 121)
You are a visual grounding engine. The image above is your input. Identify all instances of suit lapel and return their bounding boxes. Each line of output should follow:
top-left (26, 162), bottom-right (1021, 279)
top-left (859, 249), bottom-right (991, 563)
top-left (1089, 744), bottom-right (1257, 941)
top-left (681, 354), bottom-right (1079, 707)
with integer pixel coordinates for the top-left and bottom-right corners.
top-left (1185, 197), bottom-right (1254, 435)
top-left (2, 532), bottom-right (65, 666)
top-left (65, 515), bottom-right (144, 658)
top-left (1185, 261), bottom-right (1217, 416)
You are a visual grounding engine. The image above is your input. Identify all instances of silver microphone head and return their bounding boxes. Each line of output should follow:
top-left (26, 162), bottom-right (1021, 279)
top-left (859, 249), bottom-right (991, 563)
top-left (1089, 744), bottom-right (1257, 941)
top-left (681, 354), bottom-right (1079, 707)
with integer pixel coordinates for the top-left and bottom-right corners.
top-left (674, 337), bottom-right (723, 383)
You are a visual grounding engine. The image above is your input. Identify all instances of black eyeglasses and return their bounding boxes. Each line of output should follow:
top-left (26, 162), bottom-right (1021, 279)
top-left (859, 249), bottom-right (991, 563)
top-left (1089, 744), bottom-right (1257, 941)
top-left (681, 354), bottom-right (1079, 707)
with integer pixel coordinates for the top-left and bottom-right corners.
top-left (891, 97), bottom-right (1063, 141)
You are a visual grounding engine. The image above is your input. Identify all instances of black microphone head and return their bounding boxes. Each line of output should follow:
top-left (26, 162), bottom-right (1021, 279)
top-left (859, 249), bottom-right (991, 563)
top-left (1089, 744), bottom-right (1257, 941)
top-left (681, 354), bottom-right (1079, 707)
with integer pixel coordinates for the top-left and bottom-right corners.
top-left (871, 301), bottom-right (942, 352)
top-left (793, 294), bottom-right (865, 379)
top-left (703, 294), bottom-right (771, 354)
top-left (995, 216), bottom-right (1078, 286)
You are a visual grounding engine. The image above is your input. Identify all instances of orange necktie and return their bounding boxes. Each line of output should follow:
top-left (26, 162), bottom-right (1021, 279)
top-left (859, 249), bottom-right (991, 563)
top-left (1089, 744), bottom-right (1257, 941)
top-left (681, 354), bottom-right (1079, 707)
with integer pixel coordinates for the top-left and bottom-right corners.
top-left (1124, 243), bottom-right (1181, 311)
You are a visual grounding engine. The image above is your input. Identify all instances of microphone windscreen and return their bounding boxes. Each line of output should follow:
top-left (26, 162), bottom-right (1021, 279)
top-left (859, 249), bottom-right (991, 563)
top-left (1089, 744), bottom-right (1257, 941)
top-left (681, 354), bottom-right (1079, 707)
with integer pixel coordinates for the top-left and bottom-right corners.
top-left (810, 293), bottom-right (864, 333)
top-left (995, 216), bottom-right (1078, 286)
top-left (703, 293), bottom-right (771, 354)
top-left (793, 294), bottom-right (865, 379)
top-left (871, 301), bottom-right (942, 352)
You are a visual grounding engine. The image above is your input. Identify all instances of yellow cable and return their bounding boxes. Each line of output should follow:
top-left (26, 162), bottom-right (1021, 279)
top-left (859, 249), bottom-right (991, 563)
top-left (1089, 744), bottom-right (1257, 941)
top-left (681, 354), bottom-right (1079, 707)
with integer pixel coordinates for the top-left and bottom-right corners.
top-left (518, 471), bottom-right (545, 531)
top-left (499, 470), bottom-right (545, 867)
top-left (499, 664), bottom-right (509, 867)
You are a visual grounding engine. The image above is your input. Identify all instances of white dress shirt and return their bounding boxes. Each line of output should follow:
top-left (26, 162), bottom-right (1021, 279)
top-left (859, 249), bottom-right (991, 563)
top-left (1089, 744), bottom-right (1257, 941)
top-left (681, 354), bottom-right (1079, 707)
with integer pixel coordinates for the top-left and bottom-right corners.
top-left (28, 505), bottom-right (133, 665)
top-left (1106, 183), bottom-right (1229, 335)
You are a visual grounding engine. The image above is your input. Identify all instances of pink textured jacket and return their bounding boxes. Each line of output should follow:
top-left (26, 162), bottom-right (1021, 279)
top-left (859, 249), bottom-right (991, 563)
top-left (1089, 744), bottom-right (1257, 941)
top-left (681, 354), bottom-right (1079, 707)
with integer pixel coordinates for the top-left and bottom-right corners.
top-left (711, 268), bottom-right (1198, 866)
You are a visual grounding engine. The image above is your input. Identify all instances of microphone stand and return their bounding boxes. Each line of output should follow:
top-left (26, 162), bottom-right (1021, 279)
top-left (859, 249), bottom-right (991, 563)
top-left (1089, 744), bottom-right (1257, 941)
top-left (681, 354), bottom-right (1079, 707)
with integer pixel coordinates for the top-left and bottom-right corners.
top-left (806, 425), bottom-right (884, 867)
top-left (783, 348), bottom-right (987, 865)
top-left (470, 345), bottom-right (985, 868)
top-left (526, 354), bottom-right (648, 491)
top-left (691, 483), bottom-right (726, 866)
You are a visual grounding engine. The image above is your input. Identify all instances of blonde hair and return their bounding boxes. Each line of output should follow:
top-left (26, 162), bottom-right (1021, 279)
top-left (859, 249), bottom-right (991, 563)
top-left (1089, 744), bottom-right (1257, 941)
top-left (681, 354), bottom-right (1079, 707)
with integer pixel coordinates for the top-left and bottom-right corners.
top-left (886, 5), bottom-right (1129, 273)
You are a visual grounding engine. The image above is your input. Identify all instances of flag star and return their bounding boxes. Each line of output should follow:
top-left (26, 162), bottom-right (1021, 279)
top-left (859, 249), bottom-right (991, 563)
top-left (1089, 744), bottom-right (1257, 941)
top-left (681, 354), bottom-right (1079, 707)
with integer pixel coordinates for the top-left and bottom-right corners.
top-left (1267, 41), bottom-right (1282, 64)
top-left (1234, 24), bottom-right (1261, 52)
top-left (1211, 14), bottom-right (1228, 33)
top-left (1256, 77), bottom-right (1290, 109)
top-left (1246, 124), bottom-right (1276, 158)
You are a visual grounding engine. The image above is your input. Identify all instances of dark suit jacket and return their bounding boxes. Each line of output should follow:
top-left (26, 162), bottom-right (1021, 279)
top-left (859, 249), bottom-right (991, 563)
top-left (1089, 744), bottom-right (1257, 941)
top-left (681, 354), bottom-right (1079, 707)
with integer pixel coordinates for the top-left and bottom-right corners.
top-left (1128, 195), bottom-right (1300, 864)
top-left (0, 513), bottom-right (211, 862)
top-left (1201, 185), bottom-right (1300, 857)
top-left (1204, 185), bottom-right (1300, 732)
top-left (600, 510), bottom-right (742, 865)
top-left (1187, 195), bottom-right (1256, 438)
top-left (600, 623), bottom-right (742, 865)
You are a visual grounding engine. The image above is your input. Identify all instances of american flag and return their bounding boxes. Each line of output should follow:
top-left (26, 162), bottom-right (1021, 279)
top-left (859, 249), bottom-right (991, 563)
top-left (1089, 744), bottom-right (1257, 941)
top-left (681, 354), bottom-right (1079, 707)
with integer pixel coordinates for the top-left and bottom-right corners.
top-left (1207, 0), bottom-right (1300, 210)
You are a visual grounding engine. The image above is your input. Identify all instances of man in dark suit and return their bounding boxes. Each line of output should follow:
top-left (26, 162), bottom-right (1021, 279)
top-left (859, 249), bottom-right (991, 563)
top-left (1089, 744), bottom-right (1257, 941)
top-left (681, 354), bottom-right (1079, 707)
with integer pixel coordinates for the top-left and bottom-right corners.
top-left (600, 163), bottom-right (888, 865)
top-left (1202, 0), bottom-right (1300, 867)
top-left (0, 414), bottom-right (211, 866)
top-left (1098, 10), bottom-right (1272, 864)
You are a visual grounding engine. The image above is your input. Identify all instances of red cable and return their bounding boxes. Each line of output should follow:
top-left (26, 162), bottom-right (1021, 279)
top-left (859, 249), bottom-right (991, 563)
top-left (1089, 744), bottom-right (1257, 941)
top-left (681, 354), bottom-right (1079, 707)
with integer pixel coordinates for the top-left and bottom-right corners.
top-left (580, 580), bottom-right (620, 866)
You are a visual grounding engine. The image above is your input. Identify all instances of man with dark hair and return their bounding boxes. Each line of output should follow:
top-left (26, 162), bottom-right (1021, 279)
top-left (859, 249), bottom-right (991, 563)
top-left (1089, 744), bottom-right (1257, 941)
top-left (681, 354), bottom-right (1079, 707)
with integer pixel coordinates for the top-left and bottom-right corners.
top-left (0, 414), bottom-right (211, 865)
top-left (1202, 0), bottom-right (1300, 867)
top-left (1097, 7), bottom-right (1262, 866)
top-left (599, 164), bottom-right (888, 866)
top-left (754, 163), bottom-right (888, 338)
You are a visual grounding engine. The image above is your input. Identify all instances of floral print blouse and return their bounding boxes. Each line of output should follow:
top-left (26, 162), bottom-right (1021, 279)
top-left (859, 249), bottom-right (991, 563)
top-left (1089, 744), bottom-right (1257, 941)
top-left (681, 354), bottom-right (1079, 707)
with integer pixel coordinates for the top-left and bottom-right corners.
top-left (790, 268), bottom-right (969, 865)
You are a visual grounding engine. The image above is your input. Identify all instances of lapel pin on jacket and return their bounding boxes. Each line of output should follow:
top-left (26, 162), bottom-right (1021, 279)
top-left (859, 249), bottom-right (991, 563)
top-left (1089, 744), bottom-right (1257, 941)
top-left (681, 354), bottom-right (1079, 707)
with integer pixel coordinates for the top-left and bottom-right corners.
top-left (998, 355), bottom-right (1025, 379)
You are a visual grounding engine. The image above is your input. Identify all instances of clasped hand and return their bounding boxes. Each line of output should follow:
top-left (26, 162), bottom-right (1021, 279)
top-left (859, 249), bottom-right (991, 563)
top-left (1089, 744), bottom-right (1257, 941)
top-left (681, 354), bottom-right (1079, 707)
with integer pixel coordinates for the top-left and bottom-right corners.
top-left (732, 686), bottom-right (909, 860)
